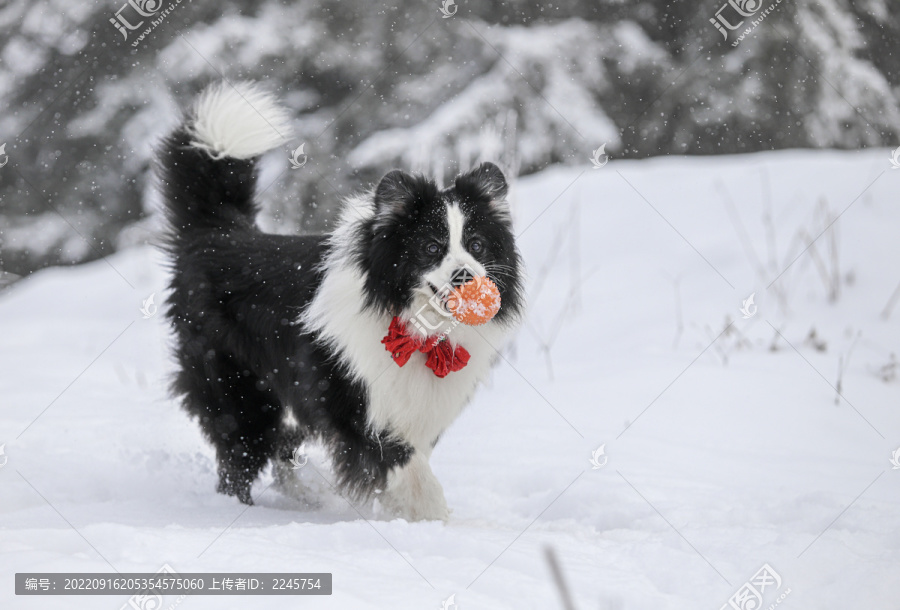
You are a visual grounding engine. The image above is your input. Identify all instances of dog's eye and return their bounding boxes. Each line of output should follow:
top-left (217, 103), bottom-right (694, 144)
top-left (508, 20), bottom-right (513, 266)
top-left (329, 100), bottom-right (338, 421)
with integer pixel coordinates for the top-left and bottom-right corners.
top-left (469, 239), bottom-right (484, 254)
top-left (425, 242), bottom-right (441, 256)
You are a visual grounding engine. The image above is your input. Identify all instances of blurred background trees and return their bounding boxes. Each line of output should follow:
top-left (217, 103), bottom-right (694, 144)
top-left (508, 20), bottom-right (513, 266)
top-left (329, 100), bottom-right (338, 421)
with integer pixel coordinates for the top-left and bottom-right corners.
top-left (1, 0), bottom-right (898, 282)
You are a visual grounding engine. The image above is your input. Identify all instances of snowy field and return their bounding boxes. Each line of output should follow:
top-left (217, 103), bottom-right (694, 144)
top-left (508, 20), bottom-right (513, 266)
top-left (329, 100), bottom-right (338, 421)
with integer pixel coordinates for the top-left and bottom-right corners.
top-left (2, 149), bottom-right (899, 609)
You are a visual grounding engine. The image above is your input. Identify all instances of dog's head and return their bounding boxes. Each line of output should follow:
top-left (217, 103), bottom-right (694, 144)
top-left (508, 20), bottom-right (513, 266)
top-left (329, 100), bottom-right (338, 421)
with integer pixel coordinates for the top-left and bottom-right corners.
top-left (355, 162), bottom-right (523, 331)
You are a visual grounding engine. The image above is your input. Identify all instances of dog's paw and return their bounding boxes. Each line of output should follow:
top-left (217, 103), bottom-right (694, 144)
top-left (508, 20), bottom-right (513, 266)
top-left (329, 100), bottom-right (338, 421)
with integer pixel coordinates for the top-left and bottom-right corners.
top-left (217, 476), bottom-right (254, 505)
top-left (379, 492), bottom-right (450, 522)
top-left (271, 458), bottom-right (325, 508)
top-left (380, 456), bottom-right (450, 522)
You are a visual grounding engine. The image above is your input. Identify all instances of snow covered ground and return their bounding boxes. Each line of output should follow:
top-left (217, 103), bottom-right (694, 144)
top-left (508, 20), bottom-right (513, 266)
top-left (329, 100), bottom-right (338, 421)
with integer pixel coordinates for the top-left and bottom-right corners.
top-left (2, 149), bottom-right (899, 609)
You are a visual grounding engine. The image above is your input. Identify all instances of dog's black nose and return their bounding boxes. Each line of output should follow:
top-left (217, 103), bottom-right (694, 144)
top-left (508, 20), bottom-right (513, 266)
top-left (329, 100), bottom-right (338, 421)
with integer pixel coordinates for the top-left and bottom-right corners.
top-left (450, 267), bottom-right (475, 287)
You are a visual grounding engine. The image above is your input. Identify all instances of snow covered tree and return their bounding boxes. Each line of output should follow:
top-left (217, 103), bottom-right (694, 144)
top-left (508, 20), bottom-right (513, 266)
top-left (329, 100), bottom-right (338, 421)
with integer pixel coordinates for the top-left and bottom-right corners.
top-left (0, 0), bottom-right (897, 279)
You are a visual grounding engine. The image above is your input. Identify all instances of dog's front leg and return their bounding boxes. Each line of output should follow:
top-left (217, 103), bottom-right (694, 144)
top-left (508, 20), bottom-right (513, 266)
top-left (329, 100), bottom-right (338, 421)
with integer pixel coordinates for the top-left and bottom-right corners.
top-left (381, 452), bottom-right (449, 522)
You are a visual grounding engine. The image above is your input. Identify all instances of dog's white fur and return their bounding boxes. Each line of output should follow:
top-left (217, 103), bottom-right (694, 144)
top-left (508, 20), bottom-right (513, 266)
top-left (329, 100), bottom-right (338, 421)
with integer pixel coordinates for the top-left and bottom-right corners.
top-left (189, 81), bottom-right (292, 160)
top-left (301, 197), bottom-right (512, 521)
top-left (171, 82), bottom-right (519, 521)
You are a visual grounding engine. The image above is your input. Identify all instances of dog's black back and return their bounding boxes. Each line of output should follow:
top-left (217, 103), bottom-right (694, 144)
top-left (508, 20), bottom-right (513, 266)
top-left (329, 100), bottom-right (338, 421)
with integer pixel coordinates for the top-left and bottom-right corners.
top-left (159, 127), bottom-right (411, 504)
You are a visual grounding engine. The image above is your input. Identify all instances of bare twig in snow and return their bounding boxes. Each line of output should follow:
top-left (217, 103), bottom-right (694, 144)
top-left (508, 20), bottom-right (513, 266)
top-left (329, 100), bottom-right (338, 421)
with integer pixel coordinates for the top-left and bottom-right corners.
top-left (835, 331), bottom-right (861, 405)
top-left (544, 546), bottom-right (577, 610)
top-left (769, 324), bottom-right (785, 352)
top-left (717, 179), bottom-right (765, 277)
top-left (568, 193), bottom-right (582, 318)
top-left (881, 281), bottom-right (900, 320)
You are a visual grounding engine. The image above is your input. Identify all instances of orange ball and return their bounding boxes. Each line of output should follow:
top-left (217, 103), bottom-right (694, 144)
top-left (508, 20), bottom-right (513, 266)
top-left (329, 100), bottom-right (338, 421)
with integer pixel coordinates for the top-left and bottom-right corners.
top-left (447, 276), bottom-right (501, 326)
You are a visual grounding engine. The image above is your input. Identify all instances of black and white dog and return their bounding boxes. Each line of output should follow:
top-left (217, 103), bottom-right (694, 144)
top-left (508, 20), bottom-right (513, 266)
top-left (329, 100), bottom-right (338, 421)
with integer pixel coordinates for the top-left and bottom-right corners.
top-left (158, 82), bottom-right (524, 521)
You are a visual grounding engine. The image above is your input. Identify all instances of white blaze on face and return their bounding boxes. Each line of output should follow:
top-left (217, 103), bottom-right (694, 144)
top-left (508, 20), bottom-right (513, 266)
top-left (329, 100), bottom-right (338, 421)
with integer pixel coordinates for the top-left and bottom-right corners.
top-left (424, 203), bottom-right (485, 290)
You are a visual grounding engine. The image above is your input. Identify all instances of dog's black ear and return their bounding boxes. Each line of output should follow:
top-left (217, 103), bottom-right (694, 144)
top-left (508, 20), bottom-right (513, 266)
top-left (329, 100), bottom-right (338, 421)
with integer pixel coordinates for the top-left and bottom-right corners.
top-left (456, 161), bottom-right (509, 204)
top-left (374, 169), bottom-right (419, 216)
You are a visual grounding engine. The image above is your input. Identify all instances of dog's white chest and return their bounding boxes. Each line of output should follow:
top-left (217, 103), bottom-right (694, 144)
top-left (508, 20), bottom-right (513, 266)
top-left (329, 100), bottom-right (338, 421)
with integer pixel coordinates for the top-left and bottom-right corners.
top-left (302, 266), bottom-right (506, 450)
top-left (366, 337), bottom-right (488, 449)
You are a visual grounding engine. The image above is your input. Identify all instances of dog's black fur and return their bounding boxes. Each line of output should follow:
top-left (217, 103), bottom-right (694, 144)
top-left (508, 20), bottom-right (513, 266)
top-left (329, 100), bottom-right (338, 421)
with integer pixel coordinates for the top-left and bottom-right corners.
top-left (157, 87), bottom-right (523, 510)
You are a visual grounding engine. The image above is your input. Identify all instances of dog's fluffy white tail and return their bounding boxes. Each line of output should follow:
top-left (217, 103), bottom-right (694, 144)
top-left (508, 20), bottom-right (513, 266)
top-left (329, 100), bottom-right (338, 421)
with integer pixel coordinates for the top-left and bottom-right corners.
top-left (189, 81), bottom-right (292, 160)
